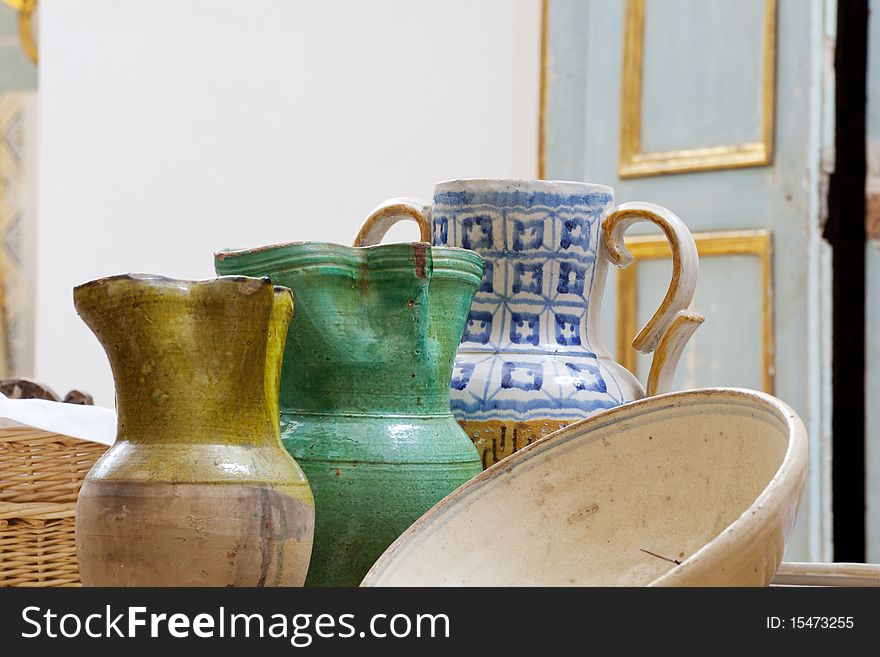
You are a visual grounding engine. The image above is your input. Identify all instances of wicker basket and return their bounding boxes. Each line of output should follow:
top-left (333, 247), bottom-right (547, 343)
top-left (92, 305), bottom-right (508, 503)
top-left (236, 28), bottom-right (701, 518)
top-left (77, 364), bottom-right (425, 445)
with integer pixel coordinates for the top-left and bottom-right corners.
top-left (0, 427), bottom-right (108, 586)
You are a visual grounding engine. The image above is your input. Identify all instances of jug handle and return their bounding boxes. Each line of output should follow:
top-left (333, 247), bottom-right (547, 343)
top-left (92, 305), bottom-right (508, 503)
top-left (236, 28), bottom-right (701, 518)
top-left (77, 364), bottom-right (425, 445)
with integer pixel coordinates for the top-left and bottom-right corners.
top-left (354, 198), bottom-right (432, 246)
top-left (602, 202), bottom-right (704, 396)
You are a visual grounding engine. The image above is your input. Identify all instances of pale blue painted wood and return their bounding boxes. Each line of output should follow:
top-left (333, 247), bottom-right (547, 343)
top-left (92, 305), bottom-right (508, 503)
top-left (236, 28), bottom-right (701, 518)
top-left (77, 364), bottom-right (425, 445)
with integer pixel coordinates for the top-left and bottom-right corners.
top-left (546, 0), bottom-right (827, 561)
top-left (641, 0), bottom-right (765, 151)
top-left (633, 254), bottom-right (764, 389)
top-left (0, 6), bottom-right (36, 92)
top-left (544, 0), bottom-right (590, 178)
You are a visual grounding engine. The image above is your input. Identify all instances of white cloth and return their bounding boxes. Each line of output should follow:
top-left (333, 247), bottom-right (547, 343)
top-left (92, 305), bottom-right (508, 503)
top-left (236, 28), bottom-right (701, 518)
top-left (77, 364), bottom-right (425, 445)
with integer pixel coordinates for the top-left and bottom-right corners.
top-left (0, 393), bottom-right (116, 445)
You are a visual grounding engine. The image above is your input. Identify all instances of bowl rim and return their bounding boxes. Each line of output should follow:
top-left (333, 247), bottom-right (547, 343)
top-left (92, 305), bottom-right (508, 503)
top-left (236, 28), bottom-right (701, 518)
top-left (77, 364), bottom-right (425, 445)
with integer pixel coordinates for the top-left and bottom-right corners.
top-left (360, 387), bottom-right (809, 587)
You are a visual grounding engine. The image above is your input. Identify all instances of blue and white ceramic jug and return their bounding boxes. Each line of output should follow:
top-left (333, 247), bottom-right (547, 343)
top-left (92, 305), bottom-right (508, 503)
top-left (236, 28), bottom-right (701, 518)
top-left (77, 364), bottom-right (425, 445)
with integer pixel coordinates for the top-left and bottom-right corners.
top-left (355, 179), bottom-right (703, 467)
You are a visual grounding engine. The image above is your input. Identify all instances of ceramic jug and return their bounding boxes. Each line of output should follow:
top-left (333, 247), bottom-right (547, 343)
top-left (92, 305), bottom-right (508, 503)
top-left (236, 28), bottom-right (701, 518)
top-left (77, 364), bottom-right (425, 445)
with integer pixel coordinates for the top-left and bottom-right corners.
top-left (359, 180), bottom-right (703, 467)
top-left (74, 274), bottom-right (315, 586)
top-left (214, 232), bottom-right (483, 587)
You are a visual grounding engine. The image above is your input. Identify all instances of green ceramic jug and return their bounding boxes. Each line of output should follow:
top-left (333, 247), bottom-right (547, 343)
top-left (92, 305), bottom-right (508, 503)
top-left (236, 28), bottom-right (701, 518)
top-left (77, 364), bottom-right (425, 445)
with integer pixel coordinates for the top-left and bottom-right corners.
top-left (215, 205), bottom-right (484, 586)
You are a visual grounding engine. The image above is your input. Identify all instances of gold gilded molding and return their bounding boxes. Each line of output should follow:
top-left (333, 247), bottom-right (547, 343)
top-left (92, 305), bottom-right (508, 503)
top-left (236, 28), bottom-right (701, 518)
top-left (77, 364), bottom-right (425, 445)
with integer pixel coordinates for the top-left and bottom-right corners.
top-left (616, 229), bottom-right (775, 393)
top-left (618, 0), bottom-right (776, 178)
top-left (19, 0), bottom-right (37, 64)
top-left (538, 0), bottom-right (550, 179)
top-left (2, 0), bottom-right (38, 64)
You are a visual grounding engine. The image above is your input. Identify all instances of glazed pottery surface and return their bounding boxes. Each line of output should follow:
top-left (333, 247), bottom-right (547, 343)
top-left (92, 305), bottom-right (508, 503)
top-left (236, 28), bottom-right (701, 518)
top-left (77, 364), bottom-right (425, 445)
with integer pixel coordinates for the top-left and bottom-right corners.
top-left (362, 180), bottom-right (703, 467)
top-left (215, 240), bottom-right (484, 587)
top-left (74, 274), bottom-right (314, 587)
top-left (361, 388), bottom-right (807, 587)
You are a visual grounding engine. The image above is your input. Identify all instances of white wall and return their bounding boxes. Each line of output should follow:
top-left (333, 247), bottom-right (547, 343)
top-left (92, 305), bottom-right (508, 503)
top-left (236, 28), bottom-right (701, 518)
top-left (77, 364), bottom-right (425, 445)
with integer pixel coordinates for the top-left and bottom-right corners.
top-left (36, 0), bottom-right (542, 407)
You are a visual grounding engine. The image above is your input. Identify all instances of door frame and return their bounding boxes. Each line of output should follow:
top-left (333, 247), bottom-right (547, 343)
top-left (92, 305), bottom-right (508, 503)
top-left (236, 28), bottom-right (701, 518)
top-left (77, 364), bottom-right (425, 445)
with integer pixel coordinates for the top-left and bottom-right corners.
top-left (537, 0), bottom-right (839, 561)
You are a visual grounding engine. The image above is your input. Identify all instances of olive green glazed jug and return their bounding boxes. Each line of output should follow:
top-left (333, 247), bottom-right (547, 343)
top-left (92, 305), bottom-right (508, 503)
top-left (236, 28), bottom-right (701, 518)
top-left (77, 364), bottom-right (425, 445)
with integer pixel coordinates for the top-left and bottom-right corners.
top-left (215, 226), bottom-right (484, 586)
top-left (73, 274), bottom-right (315, 586)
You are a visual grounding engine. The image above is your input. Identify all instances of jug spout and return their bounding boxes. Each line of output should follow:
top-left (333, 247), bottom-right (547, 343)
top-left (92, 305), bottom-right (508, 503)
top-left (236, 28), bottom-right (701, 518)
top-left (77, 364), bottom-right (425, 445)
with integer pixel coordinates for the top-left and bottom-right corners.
top-left (73, 274), bottom-right (289, 445)
top-left (215, 242), bottom-right (484, 416)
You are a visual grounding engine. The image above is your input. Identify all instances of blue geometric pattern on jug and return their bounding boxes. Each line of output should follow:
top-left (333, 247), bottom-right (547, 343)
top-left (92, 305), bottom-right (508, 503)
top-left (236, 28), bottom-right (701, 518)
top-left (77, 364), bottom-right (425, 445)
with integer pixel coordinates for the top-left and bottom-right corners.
top-left (509, 312), bottom-right (541, 346)
top-left (556, 261), bottom-right (588, 295)
top-left (565, 361), bottom-right (608, 394)
top-left (433, 187), bottom-right (625, 418)
top-left (434, 201), bottom-right (602, 352)
top-left (449, 396), bottom-right (620, 415)
top-left (560, 217), bottom-right (593, 250)
top-left (478, 260), bottom-right (494, 292)
top-left (433, 190), bottom-right (612, 208)
top-left (450, 362), bottom-right (476, 391)
top-left (512, 218), bottom-right (545, 251)
top-left (461, 215), bottom-right (494, 250)
top-left (448, 353), bottom-right (620, 416)
top-left (554, 313), bottom-right (582, 346)
top-left (511, 262), bottom-right (544, 295)
top-left (500, 362), bottom-right (544, 391)
top-left (432, 216), bottom-right (448, 245)
top-left (461, 311), bottom-right (493, 345)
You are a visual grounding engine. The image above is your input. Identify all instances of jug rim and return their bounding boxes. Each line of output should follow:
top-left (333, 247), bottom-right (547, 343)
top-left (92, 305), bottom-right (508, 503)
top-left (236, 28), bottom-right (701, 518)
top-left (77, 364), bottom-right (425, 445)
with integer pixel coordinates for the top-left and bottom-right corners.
top-left (73, 272), bottom-right (279, 294)
top-left (73, 274), bottom-right (293, 311)
top-left (434, 178), bottom-right (614, 196)
top-left (214, 241), bottom-right (484, 281)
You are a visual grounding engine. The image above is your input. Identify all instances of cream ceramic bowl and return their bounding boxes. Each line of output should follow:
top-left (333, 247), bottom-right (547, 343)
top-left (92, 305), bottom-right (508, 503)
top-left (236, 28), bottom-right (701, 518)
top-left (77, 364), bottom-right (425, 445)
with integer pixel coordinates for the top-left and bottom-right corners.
top-left (361, 388), bottom-right (808, 587)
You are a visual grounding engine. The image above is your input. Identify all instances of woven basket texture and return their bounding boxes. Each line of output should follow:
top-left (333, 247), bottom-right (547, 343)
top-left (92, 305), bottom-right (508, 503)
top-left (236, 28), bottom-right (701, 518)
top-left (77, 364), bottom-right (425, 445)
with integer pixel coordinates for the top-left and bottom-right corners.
top-left (0, 428), bottom-right (107, 586)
